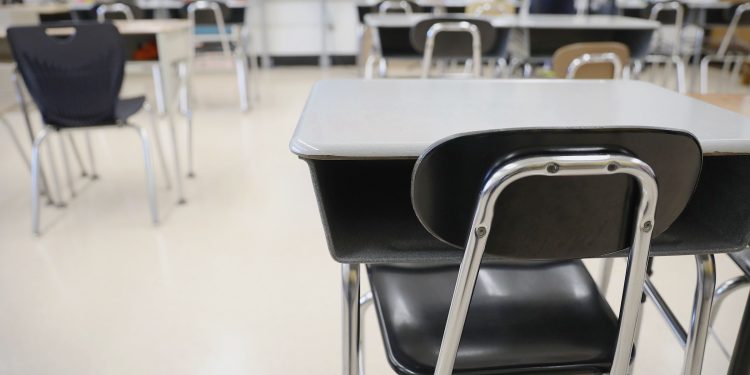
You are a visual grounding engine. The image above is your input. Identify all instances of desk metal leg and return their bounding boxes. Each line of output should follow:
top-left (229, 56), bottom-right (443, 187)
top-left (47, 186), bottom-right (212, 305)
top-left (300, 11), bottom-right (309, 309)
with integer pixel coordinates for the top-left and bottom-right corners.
top-left (682, 254), bottom-right (715, 375)
top-left (728, 290), bottom-right (750, 375)
top-left (342, 263), bottom-right (360, 375)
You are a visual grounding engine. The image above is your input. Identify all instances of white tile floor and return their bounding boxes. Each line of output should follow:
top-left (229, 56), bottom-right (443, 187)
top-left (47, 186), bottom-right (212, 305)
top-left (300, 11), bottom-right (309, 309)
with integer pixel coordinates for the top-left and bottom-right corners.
top-left (0, 63), bottom-right (747, 374)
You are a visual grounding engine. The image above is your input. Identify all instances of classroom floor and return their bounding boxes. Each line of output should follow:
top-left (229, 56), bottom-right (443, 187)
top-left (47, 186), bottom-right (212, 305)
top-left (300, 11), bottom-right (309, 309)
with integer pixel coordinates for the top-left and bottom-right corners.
top-left (0, 63), bottom-right (748, 374)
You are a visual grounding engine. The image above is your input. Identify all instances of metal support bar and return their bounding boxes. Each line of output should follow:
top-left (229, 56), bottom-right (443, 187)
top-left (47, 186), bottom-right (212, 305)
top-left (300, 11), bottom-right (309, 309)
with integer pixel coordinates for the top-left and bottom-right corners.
top-left (645, 277), bottom-right (688, 346)
top-left (12, 70), bottom-right (54, 205)
top-left (342, 263), bottom-right (360, 375)
top-left (421, 22), bottom-right (482, 79)
top-left (681, 254), bottom-right (715, 375)
top-left (433, 153), bottom-right (658, 375)
top-left (566, 52), bottom-right (623, 79)
top-left (728, 290), bottom-right (750, 375)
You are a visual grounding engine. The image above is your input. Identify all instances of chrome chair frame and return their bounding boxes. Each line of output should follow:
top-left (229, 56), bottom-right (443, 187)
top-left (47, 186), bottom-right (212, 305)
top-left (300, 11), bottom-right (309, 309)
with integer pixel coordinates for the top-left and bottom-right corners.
top-left (566, 52), bottom-right (624, 79)
top-left (700, 2), bottom-right (750, 94)
top-left (378, 0), bottom-right (414, 14)
top-left (420, 22), bottom-right (482, 79)
top-left (187, 0), bottom-right (253, 112)
top-left (434, 153), bottom-right (657, 375)
top-left (187, 1), bottom-right (232, 61)
top-left (362, 1), bottom-right (417, 78)
top-left (96, 3), bottom-right (135, 22)
top-left (644, 1), bottom-right (687, 94)
top-left (709, 267), bottom-right (750, 358)
top-left (31, 122), bottom-right (159, 235)
top-left (344, 153), bottom-right (716, 375)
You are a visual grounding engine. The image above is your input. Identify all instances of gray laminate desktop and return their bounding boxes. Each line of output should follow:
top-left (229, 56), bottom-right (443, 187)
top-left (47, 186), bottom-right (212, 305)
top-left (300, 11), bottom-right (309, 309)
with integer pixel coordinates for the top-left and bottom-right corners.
top-left (292, 79), bottom-right (750, 158)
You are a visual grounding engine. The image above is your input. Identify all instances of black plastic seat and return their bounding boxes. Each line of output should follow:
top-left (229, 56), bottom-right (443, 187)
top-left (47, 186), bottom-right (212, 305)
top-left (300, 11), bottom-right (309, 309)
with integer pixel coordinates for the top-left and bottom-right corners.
top-left (47, 96), bottom-right (145, 129)
top-left (369, 261), bottom-right (617, 374)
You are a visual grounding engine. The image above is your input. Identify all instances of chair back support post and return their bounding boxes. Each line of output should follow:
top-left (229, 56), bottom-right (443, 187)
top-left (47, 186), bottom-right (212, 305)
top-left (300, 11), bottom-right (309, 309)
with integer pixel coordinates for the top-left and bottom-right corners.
top-left (378, 0), bottom-right (414, 14)
top-left (421, 21), bottom-right (482, 79)
top-left (649, 1), bottom-right (684, 57)
top-left (187, 0), bottom-right (232, 60)
top-left (566, 52), bottom-right (623, 79)
top-left (719, 3), bottom-right (750, 57)
top-left (431, 153), bottom-right (658, 375)
top-left (96, 3), bottom-right (135, 22)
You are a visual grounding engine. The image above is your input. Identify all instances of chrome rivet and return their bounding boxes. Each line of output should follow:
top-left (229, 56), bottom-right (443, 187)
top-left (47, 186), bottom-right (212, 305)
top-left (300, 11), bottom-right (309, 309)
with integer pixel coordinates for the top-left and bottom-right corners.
top-left (642, 221), bottom-right (653, 233)
top-left (546, 163), bottom-right (560, 174)
top-left (607, 163), bottom-right (619, 172)
top-left (475, 227), bottom-right (487, 238)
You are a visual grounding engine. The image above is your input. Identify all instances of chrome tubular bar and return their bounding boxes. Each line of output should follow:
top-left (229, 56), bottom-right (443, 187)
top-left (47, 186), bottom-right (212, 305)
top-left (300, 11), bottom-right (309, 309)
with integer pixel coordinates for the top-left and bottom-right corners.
top-left (566, 52), bottom-right (623, 79)
top-left (342, 263), bottom-right (361, 375)
top-left (645, 277), bottom-right (688, 346)
top-left (377, 0), bottom-right (413, 14)
top-left (681, 254), bottom-right (715, 375)
top-left (96, 3), bottom-right (135, 22)
top-left (433, 153), bottom-right (658, 375)
top-left (421, 22), bottom-right (482, 79)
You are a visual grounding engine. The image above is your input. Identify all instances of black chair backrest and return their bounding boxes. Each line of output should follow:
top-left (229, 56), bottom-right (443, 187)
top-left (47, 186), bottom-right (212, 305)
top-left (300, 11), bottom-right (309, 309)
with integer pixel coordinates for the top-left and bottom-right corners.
top-left (410, 17), bottom-right (497, 58)
top-left (182, 1), bottom-right (230, 25)
top-left (412, 128), bottom-right (702, 260)
top-left (645, 1), bottom-right (685, 25)
top-left (7, 23), bottom-right (125, 128)
top-left (530, 0), bottom-right (576, 14)
top-left (95, 1), bottom-right (144, 20)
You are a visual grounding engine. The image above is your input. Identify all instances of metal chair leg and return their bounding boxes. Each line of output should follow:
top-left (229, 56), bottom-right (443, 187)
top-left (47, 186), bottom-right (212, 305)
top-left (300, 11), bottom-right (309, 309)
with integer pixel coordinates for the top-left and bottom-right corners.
top-left (364, 55), bottom-right (378, 79)
top-left (700, 55), bottom-right (717, 94)
top-left (681, 254), bottom-right (716, 375)
top-left (708, 275), bottom-right (750, 358)
top-left (358, 291), bottom-right (373, 375)
top-left (151, 64), bottom-right (167, 116)
top-left (31, 127), bottom-right (51, 235)
top-left (145, 102), bottom-right (171, 190)
top-left (85, 132), bottom-right (99, 180)
top-left (673, 55), bottom-right (687, 95)
top-left (46, 131), bottom-right (66, 208)
top-left (12, 70), bottom-right (54, 205)
top-left (378, 58), bottom-right (388, 78)
top-left (236, 51), bottom-right (250, 112)
top-left (67, 133), bottom-right (88, 178)
top-left (125, 124), bottom-right (159, 225)
top-left (58, 131), bottom-right (76, 198)
top-left (178, 62), bottom-right (195, 179)
top-left (167, 112), bottom-right (187, 204)
top-left (342, 263), bottom-right (361, 375)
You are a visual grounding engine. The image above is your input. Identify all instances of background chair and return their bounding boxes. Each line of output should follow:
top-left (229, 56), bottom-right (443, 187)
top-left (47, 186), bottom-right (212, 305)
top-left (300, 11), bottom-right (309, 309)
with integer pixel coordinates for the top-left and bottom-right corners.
top-left (410, 17), bottom-right (498, 78)
top-left (7, 22), bottom-right (176, 234)
top-left (361, 0), bottom-right (422, 78)
top-left (360, 128), bottom-right (702, 374)
top-left (640, 1), bottom-right (689, 94)
top-left (183, 0), bottom-right (253, 112)
top-left (95, 1), bottom-right (143, 22)
top-left (700, 2), bottom-right (750, 93)
top-left (553, 41), bottom-right (630, 79)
